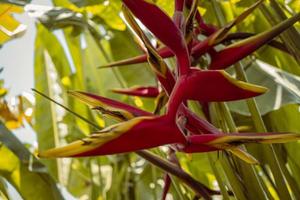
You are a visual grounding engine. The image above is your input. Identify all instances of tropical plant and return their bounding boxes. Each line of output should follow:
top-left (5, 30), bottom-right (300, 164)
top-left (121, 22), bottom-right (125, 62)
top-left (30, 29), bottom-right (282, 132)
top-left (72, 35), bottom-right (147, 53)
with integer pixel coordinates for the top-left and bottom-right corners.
top-left (1, 0), bottom-right (300, 199)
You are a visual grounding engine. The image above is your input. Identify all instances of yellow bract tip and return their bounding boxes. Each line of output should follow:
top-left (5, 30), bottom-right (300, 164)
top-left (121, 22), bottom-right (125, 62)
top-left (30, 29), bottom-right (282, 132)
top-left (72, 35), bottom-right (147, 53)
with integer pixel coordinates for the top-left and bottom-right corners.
top-left (219, 70), bottom-right (268, 94)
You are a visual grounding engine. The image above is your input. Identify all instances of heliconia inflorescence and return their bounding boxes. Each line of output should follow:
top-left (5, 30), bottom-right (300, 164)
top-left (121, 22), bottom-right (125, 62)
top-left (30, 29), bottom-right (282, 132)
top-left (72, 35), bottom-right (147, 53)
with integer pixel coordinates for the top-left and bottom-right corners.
top-left (39, 0), bottom-right (300, 187)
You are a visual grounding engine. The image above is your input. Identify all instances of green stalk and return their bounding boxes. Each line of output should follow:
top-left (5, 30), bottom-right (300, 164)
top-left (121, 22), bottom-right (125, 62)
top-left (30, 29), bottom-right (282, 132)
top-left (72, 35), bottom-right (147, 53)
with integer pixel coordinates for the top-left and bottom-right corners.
top-left (217, 102), bottom-right (268, 200)
top-left (235, 63), bottom-right (292, 200)
top-left (96, 159), bottom-right (105, 199)
top-left (87, 22), bottom-right (128, 88)
top-left (209, 2), bottom-right (270, 199)
top-left (150, 164), bottom-right (158, 200)
top-left (89, 159), bottom-right (100, 200)
top-left (268, 0), bottom-right (300, 63)
top-left (33, 89), bottom-right (101, 129)
top-left (136, 151), bottom-right (212, 200)
top-left (207, 154), bottom-right (230, 200)
top-left (209, 103), bottom-right (248, 200)
top-left (171, 178), bottom-right (189, 200)
top-left (274, 148), bottom-right (300, 198)
top-left (223, 1), bottom-right (295, 198)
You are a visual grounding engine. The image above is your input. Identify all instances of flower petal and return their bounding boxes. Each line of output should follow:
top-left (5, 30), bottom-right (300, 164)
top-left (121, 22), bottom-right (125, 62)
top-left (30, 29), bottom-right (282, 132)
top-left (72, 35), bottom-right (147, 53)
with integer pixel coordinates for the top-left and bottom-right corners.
top-left (38, 116), bottom-right (186, 157)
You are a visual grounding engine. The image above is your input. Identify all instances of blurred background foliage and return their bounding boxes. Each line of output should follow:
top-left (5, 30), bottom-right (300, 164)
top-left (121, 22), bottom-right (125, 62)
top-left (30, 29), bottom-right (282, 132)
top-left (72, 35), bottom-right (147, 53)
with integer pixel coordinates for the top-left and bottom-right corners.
top-left (0, 0), bottom-right (299, 199)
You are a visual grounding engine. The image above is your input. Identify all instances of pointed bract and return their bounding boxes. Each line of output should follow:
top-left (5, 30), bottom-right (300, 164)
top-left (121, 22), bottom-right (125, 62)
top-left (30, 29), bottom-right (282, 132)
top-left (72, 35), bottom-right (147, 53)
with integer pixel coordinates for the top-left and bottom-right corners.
top-left (227, 147), bottom-right (259, 164)
top-left (123, 0), bottom-right (190, 75)
top-left (167, 69), bottom-right (267, 117)
top-left (208, 0), bottom-right (264, 45)
top-left (68, 91), bottom-right (151, 121)
top-left (185, 70), bottom-right (267, 101)
top-left (122, 5), bottom-right (175, 89)
top-left (169, 69), bottom-right (267, 114)
top-left (98, 47), bottom-right (172, 69)
top-left (209, 13), bottom-right (300, 69)
top-left (112, 86), bottom-right (160, 98)
top-left (181, 132), bottom-right (300, 156)
top-left (38, 116), bottom-right (186, 157)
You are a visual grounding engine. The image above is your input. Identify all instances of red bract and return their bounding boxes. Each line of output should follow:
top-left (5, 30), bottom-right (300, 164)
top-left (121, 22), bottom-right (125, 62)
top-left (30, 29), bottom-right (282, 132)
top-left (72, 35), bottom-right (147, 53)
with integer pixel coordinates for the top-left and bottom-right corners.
top-left (68, 91), bottom-right (151, 120)
top-left (209, 12), bottom-right (300, 69)
top-left (39, 0), bottom-right (300, 165)
top-left (38, 116), bottom-right (185, 157)
top-left (112, 86), bottom-right (160, 98)
top-left (166, 70), bottom-right (267, 118)
top-left (183, 132), bottom-right (300, 153)
top-left (98, 46), bottom-right (172, 69)
top-left (123, 0), bottom-right (190, 75)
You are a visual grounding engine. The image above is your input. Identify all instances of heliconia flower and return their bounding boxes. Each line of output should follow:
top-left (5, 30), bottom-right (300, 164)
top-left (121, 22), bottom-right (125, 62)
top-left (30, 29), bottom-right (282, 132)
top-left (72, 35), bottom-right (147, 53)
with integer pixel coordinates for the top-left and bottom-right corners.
top-left (119, 2), bottom-right (269, 126)
top-left (122, 0), bottom-right (267, 131)
top-left (153, 91), bottom-right (169, 115)
top-left (38, 112), bottom-right (300, 163)
top-left (123, 0), bottom-right (268, 109)
top-left (38, 0), bottom-right (300, 167)
top-left (68, 91), bottom-right (151, 121)
top-left (111, 86), bottom-right (160, 98)
top-left (209, 12), bottom-right (300, 70)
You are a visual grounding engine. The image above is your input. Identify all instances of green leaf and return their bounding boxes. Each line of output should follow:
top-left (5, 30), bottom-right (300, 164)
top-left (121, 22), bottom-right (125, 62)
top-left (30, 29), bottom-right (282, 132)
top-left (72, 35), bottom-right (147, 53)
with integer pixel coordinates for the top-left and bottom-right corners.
top-left (0, 122), bottom-right (63, 200)
top-left (36, 25), bottom-right (72, 79)
top-left (34, 24), bottom-right (61, 180)
top-left (228, 60), bottom-right (300, 115)
top-left (263, 104), bottom-right (300, 197)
